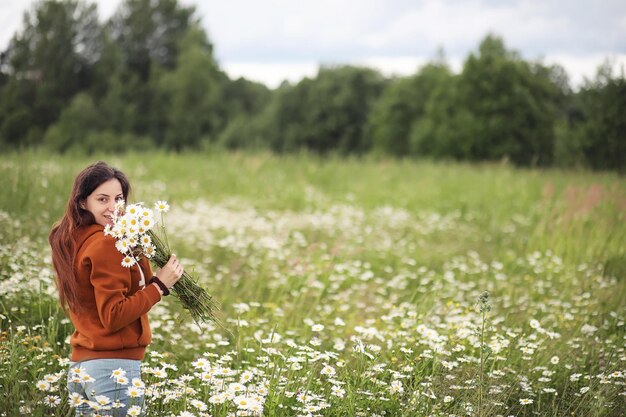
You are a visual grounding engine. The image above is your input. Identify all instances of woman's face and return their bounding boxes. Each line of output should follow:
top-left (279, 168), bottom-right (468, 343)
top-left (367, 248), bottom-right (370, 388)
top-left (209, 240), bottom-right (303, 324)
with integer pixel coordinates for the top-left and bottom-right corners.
top-left (83, 178), bottom-right (123, 227)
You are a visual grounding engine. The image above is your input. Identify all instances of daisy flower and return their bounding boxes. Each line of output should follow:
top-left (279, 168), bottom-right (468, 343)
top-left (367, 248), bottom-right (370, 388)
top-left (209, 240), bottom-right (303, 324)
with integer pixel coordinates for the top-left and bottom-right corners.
top-left (129, 235), bottom-right (142, 248)
top-left (70, 366), bottom-right (86, 376)
top-left (81, 374), bottom-right (96, 383)
top-left (69, 392), bottom-right (83, 407)
top-left (321, 365), bottom-right (336, 376)
top-left (126, 204), bottom-right (141, 216)
top-left (126, 405), bottom-right (142, 416)
top-left (140, 217), bottom-right (154, 229)
top-left (128, 236), bottom-right (139, 248)
top-left (115, 200), bottom-right (125, 212)
top-left (116, 376), bottom-right (129, 385)
top-left (127, 387), bottom-right (144, 398)
top-left (131, 378), bottom-right (145, 389)
top-left (240, 370), bottom-right (254, 383)
top-left (127, 215), bottom-right (139, 228)
top-left (85, 401), bottom-right (101, 411)
top-left (389, 380), bottom-right (404, 394)
top-left (44, 374), bottom-right (59, 383)
top-left (234, 395), bottom-right (257, 410)
top-left (42, 395), bottom-right (61, 406)
top-left (143, 244), bottom-right (156, 258)
top-left (228, 382), bottom-right (246, 393)
top-left (36, 380), bottom-right (51, 391)
top-left (190, 399), bottom-right (208, 411)
top-left (94, 395), bottom-right (111, 406)
top-left (331, 385), bottom-right (345, 398)
top-left (115, 239), bottom-right (131, 253)
top-left (155, 201), bottom-right (170, 213)
top-left (519, 398), bottom-right (534, 405)
top-left (121, 256), bottom-right (137, 268)
top-left (112, 225), bottom-right (126, 239)
top-left (192, 358), bottom-right (210, 369)
top-left (208, 394), bottom-right (226, 404)
top-left (249, 402), bottom-right (264, 414)
top-left (200, 372), bottom-right (213, 383)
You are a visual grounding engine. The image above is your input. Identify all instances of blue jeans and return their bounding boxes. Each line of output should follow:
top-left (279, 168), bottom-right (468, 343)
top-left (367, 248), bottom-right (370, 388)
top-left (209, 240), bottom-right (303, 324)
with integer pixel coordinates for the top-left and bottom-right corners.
top-left (67, 359), bottom-right (144, 417)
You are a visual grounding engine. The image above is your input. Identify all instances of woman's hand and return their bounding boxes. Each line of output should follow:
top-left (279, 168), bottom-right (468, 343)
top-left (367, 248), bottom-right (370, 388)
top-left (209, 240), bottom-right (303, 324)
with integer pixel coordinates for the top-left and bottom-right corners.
top-left (155, 254), bottom-right (183, 289)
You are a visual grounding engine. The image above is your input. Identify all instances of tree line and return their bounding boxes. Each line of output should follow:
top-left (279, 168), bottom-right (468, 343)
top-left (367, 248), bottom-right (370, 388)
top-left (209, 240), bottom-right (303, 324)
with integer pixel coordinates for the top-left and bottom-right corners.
top-left (1, 0), bottom-right (624, 171)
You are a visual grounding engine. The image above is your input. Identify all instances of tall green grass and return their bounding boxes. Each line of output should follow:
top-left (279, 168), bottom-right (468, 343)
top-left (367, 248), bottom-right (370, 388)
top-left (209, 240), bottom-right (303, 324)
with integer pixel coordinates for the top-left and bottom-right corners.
top-left (0, 150), bottom-right (624, 416)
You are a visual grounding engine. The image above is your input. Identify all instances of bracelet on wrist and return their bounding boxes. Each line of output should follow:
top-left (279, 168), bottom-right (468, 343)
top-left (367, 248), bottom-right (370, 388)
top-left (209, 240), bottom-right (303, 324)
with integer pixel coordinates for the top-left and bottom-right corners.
top-left (149, 276), bottom-right (170, 296)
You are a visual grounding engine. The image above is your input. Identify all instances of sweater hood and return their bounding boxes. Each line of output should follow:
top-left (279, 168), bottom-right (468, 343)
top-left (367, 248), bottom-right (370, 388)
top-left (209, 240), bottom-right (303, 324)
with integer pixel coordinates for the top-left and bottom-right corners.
top-left (74, 223), bottom-right (105, 250)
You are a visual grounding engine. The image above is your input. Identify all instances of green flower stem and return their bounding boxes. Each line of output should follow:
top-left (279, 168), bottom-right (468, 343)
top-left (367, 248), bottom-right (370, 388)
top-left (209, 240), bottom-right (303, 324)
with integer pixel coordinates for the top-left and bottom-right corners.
top-left (147, 230), bottom-right (220, 326)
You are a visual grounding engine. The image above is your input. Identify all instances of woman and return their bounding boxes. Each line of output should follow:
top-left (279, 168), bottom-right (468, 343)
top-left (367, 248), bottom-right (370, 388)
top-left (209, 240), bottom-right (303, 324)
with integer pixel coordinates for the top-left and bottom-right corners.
top-left (49, 161), bottom-right (182, 416)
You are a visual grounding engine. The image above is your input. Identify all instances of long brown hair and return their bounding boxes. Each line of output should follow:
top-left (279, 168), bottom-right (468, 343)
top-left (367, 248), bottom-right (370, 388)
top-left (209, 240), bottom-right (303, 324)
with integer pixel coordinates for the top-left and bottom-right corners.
top-left (49, 161), bottom-right (131, 312)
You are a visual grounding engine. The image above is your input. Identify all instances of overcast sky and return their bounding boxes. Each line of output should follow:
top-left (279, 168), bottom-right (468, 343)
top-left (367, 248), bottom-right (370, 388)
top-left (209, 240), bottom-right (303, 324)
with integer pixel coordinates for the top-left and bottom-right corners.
top-left (1, 0), bottom-right (625, 88)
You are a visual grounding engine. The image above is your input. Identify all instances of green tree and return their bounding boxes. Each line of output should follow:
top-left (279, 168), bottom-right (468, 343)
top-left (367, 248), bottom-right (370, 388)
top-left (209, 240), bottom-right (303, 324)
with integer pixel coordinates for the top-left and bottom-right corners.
top-left (109, 0), bottom-right (196, 81)
top-left (410, 76), bottom-right (478, 159)
top-left (42, 92), bottom-right (103, 152)
top-left (220, 78), bottom-right (270, 120)
top-left (87, 32), bottom-right (140, 136)
top-left (369, 61), bottom-right (452, 156)
top-left (0, 0), bottom-right (102, 147)
top-left (569, 63), bottom-right (626, 171)
top-left (260, 66), bottom-right (386, 154)
top-left (105, 0), bottom-right (199, 142)
top-left (460, 35), bottom-right (564, 165)
top-left (0, 80), bottom-right (37, 147)
top-left (414, 35), bottom-right (565, 165)
top-left (157, 26), bottom-right (223, 150)
top-left (217, 78), bottom-right (271, 150)
top-left (43, 91), bottom-right (152, 154)
top-left (98, 70), bottom-right (139, 134)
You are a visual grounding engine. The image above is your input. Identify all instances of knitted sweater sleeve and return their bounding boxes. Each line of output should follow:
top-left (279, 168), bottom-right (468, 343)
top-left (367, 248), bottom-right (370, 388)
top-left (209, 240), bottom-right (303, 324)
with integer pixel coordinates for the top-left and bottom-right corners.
top-left (83, 235), bottom-right (161, 332)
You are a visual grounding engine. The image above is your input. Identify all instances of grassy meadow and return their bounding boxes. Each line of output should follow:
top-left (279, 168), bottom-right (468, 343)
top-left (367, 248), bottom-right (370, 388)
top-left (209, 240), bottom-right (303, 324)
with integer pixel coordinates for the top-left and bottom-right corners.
top-left (0, 151), bottom-right (624, 417)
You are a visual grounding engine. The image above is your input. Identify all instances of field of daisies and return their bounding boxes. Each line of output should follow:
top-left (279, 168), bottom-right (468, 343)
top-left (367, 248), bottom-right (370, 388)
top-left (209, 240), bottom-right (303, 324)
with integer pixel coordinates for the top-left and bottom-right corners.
top-left (0, 151), bottom-right (624, 417)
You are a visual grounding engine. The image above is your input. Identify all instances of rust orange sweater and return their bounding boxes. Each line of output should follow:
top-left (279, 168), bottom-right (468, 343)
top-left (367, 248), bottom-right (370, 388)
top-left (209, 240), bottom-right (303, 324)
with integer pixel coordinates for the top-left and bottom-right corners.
top-left (70, 224), bottom-right (162, 361)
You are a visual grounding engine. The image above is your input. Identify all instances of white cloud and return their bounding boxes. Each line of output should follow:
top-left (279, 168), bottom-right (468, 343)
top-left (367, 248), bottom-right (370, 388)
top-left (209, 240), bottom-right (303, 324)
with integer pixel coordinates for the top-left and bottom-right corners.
top-left (353, 56), bottom-right (428, 76)
top-left (359, 0), bottom-right (574, 55)
top-left (0, 0), bottom-right (30, 48)
top-left (350, 55), bottom-right (464, 77)
top-left (543, 53), bottom-right (626, 87)
top-left (98, 0), bottom-right (121, 20)
top-left (0, 0), bottom-right (624, 89)
top-left (195, 0), bottom-right (395, 60)
top-left (222, 61), bottom-right (319, 87)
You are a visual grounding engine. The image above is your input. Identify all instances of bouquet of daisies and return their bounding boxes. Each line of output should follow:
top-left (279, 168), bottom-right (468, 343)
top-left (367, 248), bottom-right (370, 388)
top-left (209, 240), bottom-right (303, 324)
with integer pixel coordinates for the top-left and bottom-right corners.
top-left (104, 200), bottom-right (219, 324)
